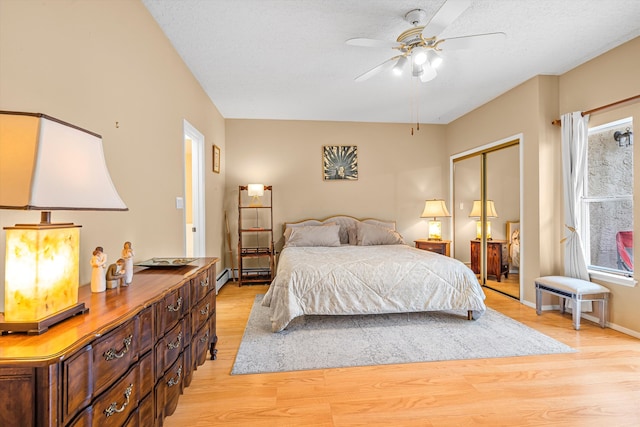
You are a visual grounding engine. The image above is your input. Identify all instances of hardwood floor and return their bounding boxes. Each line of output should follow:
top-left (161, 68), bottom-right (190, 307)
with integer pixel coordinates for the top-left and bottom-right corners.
top-left (165, 282), bottom-right (640, 426)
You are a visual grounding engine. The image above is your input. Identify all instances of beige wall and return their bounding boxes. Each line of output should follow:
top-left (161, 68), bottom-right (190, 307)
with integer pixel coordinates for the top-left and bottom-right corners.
top-left (225, 120), bottom-right (448, 250)
top-left (0, 0), bottom-right (226, 309)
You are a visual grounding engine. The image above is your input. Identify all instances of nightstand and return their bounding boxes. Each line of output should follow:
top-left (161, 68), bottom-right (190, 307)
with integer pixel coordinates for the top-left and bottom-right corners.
top-left (414, 239), bottom-right (451, 257)
top-left (470, 240), bottom-right (509, 282)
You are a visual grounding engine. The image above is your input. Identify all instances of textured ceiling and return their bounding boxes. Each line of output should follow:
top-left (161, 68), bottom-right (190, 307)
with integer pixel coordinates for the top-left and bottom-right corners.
top-left (142, 0), bottom-right (640, 124)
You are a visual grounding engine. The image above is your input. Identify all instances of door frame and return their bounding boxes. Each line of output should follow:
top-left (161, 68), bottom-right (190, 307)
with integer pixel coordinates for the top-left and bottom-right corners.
top-left (183, 119), bottom-right (205, 257)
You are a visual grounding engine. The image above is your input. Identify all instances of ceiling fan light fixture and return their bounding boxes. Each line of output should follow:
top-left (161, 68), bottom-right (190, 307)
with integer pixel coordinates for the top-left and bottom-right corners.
top-left (393, 55), bottom-right (408, 75)
top-left (412, 63), bottom-right (424, 77)
top-left (428, 51), bottom-right (443, 69)
top-left (411, 46), bottom-right (428, 65)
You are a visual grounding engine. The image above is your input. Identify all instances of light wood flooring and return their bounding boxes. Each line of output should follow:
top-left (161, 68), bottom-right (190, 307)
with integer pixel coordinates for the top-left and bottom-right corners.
top-left (165, 282), bottom-right (640, 426)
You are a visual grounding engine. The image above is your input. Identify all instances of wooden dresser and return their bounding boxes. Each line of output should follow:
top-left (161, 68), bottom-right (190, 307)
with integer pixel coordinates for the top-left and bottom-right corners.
top-left (470, 240), bottom-right (509, 282)
top-left (0, 257), bottom-right (218, 427)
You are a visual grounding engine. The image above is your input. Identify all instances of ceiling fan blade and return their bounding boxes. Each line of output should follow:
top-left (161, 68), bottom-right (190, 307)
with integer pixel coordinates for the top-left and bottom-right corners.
top-left (422, 0), bottom-right (471, 37)
top-left (419, 62), bottom-right (437, 82)
top-left (346, 38), bottom-right (402, 49)
top-left (355, 56), bottom-right (401, 82)
top-left (440, 32), bottom-right (506, 50)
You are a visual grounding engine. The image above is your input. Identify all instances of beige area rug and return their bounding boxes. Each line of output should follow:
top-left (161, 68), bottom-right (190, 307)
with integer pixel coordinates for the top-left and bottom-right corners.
top-left (231, 295), bottom-right (575, 375)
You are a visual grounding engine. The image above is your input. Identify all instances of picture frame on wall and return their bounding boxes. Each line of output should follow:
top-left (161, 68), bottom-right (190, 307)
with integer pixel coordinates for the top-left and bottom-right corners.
top-left (213, 144), bottom-right (220, 174)
top-left (322, 145), bottom-right (358, 181)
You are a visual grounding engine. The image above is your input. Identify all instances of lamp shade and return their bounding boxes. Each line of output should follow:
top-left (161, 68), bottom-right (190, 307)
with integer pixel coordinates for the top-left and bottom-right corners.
top-left (0, 111), bottom-right (127, 211)
top-left (469, 200), bottom-right (498, 218)
top-left (420, 199), bottom-right (451, 219)
top-left (247, 184), bottom-right (264, 197)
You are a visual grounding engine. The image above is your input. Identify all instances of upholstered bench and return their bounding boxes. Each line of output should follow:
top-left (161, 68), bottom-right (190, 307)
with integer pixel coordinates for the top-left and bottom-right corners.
top-left (535, 276), bottom-right (610, 330)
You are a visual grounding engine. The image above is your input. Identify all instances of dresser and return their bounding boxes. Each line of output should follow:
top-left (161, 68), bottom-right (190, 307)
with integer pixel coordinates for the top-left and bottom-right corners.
top-left (0, 257), bottom-right (218, 427)
top-left (414, 239), bottom-right (451, 257)
top-left (470, 240), bottom-right (508, 282)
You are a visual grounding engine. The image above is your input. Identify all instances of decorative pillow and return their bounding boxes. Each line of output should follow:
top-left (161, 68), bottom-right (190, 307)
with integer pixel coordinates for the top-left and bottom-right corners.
top-left (284, 224), bottom-right (342, 247)
top-left (283, 222), bottom-right (337, 245)
top-left (356, 222), bottom-right (405, 246)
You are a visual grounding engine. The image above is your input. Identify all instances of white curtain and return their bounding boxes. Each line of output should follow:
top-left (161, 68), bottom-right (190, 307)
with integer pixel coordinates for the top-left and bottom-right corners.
top-left (561, 112), bottom-right (590, 280)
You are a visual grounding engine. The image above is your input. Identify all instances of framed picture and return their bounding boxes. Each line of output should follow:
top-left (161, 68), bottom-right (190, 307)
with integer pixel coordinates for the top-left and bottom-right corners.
top-left (322, 145), bottom-right (358, 181)
top-left (506, 220), bottom-right (520, 270)
top-left (212, 144), bottom-right (220, 174)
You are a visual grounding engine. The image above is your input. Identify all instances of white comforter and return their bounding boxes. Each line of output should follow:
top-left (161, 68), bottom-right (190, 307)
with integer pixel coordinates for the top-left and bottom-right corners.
top-left (262, 245), bottom-right (486, 332)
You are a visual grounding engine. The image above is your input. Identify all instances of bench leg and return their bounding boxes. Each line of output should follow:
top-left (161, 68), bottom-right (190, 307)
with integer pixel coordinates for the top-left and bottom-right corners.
top-left (599, 298), bottom-right (607, 328)
top-left (573, 297), bottom-right (581, 330)
top-left (535, 285), bottom-right (542, 315)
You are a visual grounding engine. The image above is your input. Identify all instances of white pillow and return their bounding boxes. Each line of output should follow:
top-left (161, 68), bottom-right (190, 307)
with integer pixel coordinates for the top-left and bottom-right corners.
top-left (356, 222), bottom-right (405, 246)
top-left (284, 224), bottom-right (342, 247)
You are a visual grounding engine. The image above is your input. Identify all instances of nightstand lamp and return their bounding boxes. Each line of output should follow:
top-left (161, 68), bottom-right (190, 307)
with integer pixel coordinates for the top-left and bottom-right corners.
top-left (0, 111), bottom-right (127, 334)
top-left (469, 200), bottom-right (498, 240)
top-left (247, 183), bottom-right (264, 207)
top-left (420, 199), bottom-right (451, 241)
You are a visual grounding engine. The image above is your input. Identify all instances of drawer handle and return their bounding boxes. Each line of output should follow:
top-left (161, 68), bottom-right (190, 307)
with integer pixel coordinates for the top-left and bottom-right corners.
top-left (199, 331), bottom-right (210, 344)
top-left (167, 331), bottom-right (182, 350)
top-left (104, 383), bottom-right (133, 417)
top-left (200, 277), bottom-right (209, 288)
top-left (167, 365), bottom-right (182, 387)
top-left (200, 303), bottom-right (210, 317)
top-left (103, 335), bottom-right (133, 361)
top-left (167, 296), bottom-right (183, 312)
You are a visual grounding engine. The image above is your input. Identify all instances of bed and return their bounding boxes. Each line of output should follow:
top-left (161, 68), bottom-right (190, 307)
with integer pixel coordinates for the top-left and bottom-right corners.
top-left (262, 216), bottom-right (486, 332)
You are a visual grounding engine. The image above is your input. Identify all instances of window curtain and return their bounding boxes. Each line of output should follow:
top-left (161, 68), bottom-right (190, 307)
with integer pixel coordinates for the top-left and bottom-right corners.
top-left (561, 111), bottom-right (590, 280)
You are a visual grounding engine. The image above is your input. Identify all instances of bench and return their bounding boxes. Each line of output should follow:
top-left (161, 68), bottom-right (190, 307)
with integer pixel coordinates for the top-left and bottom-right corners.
top-left (535, 276), bottom-right (610, 330)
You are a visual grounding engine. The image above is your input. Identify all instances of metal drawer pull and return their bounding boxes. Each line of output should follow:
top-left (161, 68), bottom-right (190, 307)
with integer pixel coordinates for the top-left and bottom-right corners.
top-left (104, 383), bottom-right (133, 417)
top-left (167, 365), bottom-right (182, 387)
top-left (167, 296), bottom-right (183, 312)
top-left (199, 331), bottom-right (210, 344)
top-left (200, 303), bottom-right (210, 316)
top-left (200, 277), bottom-right (209, 288)
top-left (103, 335), bottom-right (133, 361)
top-left (167, 331), bottom-right (182, 350)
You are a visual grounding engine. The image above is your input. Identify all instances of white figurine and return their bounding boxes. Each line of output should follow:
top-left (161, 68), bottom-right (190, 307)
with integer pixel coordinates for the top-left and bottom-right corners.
top-left (122, 241), bottom-right (134, 285)
top-left (90, 246), bottom-right (107, 293)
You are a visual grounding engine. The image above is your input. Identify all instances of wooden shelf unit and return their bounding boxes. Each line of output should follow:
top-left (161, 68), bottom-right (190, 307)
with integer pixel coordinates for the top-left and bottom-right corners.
top-left (238, 185), bottom-right (275, 286)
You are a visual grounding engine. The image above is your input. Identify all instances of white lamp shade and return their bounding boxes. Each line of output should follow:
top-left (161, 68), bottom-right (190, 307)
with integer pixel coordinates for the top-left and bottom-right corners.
top-left (420, 199), bottom-right (451, 219)
top-left (247, 184), bottom-right (264, 197)
top-left (0, 111), bottom-right (127, 211)
top-left (469, 200), bottom-right (498, 218)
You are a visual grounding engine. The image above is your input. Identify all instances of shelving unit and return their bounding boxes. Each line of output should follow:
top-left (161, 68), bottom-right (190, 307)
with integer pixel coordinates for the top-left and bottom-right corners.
top-left (238, 185), bottom-right (275, 286)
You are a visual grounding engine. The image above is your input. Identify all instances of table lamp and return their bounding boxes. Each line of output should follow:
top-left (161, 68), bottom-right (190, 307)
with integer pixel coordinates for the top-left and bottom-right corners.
top-left (0, 111), bottom-right (127, 334)
top-left (247, 184), bottom-right (264, 207)
top-left (469, 200), bottom-right (498, 239)
top-left (420, 199), bottom-right (451, 241)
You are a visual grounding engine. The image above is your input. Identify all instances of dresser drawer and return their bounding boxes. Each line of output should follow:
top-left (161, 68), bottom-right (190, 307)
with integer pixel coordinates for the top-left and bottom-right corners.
top-left (190, 269), bottom-right (212, 305)
top-left (93, 318), bottom-right (138, 396)
top-left (155, 353), bottom-right (184, 421)
top-left (191, 291), bottom-right (214, 334)
top-left (92, 364), bottom-right (139, 427)
top-left (192, 321), bottom-right (212, 369)
top-left (156, 285), bottom-right (188, 339)
top-left (138, 306), bottom-right (154, 355)
top-left (63, 344), bottom-right (93, 424)
top-left (155, 319), bottom-right (185, 379)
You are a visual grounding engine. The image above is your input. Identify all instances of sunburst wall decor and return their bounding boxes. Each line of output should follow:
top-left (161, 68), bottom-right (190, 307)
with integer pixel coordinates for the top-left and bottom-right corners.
top-left (322, 145), bottom-right (358, 181)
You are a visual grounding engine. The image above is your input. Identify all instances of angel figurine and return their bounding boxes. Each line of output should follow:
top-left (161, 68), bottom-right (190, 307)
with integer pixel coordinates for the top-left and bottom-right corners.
top-left (122, 241), bottom-right (135, 285)
top-left (90, 246), bottom-right (107, 293)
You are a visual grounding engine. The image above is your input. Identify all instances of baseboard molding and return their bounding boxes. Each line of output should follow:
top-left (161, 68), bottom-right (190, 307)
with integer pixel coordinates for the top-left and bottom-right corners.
top-left (215, 268), bottom-right (234, 293)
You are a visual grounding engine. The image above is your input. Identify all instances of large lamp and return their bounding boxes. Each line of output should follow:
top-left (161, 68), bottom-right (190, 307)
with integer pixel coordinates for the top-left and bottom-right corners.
top-left (0, 111), bottom-right (127, 334)
top-left (469, 200), bottom-right (498, 240)
top-left (420, 199), bottom-right (451, 241)
top-left (247, 183), bottom-right (264, 207)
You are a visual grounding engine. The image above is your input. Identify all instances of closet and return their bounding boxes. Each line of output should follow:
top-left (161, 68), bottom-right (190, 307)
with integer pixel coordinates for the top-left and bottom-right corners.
top-left (451, 139), bottom-right (521, 299)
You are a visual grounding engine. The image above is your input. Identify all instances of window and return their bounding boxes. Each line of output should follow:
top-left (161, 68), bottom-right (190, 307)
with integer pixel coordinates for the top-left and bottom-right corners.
top-left (584, 118), bottom-right (633, 277)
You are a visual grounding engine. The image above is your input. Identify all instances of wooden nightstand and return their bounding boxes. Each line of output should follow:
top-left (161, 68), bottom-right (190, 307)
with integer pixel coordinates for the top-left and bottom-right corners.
top-left (414, 239), bottom-right (451, 257)
top-left (470, 240), bottom-right (509, 282)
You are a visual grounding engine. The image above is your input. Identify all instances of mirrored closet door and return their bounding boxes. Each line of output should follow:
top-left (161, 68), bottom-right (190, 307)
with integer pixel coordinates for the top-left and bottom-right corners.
top-left (452, 139), bottom-right (520, 299)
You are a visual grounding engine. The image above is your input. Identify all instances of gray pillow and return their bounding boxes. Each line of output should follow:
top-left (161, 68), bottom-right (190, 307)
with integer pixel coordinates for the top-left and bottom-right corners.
top-left (356, 222), bottom-right (405, 246)
top-left (284, 224), bottom-right (342, 247)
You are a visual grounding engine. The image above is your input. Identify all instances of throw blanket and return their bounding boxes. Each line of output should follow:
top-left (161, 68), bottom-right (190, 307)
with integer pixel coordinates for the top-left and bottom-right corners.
top-left (262, 245), bottom-right (486, 332)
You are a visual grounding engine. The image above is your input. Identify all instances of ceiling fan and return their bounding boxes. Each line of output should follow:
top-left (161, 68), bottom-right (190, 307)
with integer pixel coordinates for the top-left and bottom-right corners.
top-left (347, 0), bottom-right (505, 83)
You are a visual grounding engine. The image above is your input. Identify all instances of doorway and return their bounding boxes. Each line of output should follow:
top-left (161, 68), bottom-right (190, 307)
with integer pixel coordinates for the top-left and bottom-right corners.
top-left (450, 136), bottom-right (521, 299)
top-left (183, 120), bottom-right (205, 257)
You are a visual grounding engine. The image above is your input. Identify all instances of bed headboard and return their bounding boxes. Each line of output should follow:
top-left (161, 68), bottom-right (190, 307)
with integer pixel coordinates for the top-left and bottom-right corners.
top-left (283, 215), bottom-right (396, 245)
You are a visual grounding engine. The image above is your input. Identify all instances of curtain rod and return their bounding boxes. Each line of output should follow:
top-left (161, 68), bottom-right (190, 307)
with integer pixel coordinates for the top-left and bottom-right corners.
top-left (551, 94), bottom-right (640, 126)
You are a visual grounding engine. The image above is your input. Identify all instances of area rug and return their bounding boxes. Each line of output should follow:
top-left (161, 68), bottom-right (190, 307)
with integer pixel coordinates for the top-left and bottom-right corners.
top-left (231, 295), bottom-right (575, 375)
